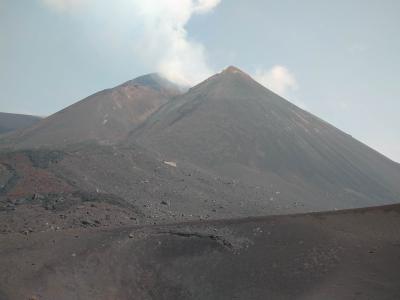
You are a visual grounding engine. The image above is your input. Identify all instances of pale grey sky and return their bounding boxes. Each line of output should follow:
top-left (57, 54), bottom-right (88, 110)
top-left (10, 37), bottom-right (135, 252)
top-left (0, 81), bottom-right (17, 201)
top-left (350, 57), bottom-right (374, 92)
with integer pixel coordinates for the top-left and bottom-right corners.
top-left (0, 0), bottom-right (399, 162)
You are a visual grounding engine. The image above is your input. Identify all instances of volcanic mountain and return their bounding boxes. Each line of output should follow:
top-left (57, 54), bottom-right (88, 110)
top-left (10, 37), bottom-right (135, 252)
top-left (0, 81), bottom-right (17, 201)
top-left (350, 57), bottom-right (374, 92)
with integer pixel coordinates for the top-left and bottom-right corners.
top-left (0, 112), bottom-right (41, 135)
top-left (1, 67), bottom-right (400, 300)
top-left (132, 66), bottom-right (400, 210)
top-left (3, 73), bottom-right (180, 149)
top-left (1, 66), bottom-right (399, 223)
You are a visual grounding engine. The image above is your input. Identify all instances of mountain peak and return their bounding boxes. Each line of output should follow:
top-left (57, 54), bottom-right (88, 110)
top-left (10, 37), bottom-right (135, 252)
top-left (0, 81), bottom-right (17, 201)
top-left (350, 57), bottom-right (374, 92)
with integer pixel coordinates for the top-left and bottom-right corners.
top-left (121, 73), bottom-right (181, 95)
top-left (222, 66), bottom-right (250, 76)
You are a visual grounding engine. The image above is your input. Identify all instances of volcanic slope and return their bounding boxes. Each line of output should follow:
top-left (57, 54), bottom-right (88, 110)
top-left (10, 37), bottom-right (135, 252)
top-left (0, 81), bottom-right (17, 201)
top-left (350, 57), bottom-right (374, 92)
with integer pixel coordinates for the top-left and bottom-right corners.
top-left (3, 73), bottom-right (181, 149)
top-left (1, 204), bottom-right (399, 300)
top-left (132, 66), bottom-right (400, 211)
top-left (0, 112), bottom-right (41, 135)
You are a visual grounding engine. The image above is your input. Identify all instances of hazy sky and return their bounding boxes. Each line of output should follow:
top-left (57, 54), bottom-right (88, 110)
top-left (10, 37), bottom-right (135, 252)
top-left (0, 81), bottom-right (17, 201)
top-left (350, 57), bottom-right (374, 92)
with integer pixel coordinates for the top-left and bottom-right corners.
top-left (0, 0), bottom-right (399, 162)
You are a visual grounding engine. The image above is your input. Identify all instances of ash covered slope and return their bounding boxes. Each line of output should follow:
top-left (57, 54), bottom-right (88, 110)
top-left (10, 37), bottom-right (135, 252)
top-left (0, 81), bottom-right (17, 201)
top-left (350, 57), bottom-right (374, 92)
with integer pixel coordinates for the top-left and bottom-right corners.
top-left (1, 204), bottom-right (399, 300)
top-left (132, 66), bottom-right (400, 209)
top-left (0, 112), bottom-right (41, 134)
top-left (4, 74), bottom-right (180, 149)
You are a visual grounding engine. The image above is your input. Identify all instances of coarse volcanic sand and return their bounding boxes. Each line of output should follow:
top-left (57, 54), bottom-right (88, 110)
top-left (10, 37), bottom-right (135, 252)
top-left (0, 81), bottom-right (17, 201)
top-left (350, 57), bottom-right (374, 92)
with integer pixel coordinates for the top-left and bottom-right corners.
top-left (0, 204), bottom-right (399, 299)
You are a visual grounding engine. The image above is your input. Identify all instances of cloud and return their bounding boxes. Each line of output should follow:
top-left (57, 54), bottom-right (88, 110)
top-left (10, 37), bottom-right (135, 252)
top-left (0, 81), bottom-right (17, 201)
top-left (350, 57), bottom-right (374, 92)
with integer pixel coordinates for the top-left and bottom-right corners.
top-left (41, 0), bottom-right (221, 86)
top-left (133, 0), bottom-right (220, 86)
top-left (193, 0), bottom-right (222, 13)
top-left (254, 65), bottom-right (298, 96)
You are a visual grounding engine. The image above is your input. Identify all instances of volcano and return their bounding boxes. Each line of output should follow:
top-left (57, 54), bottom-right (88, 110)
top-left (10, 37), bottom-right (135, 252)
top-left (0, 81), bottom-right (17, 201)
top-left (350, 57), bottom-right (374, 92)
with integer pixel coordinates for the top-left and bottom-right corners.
top-left (1, 67), bottom-right (400, 300)
top-left (4, 73), bottom-right (181, 149)
top-left (131, 66), bottom-right (400, 211)
top-left (1, 66), bottom-right (399, 221)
